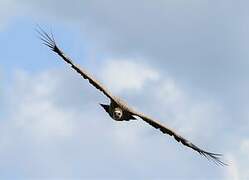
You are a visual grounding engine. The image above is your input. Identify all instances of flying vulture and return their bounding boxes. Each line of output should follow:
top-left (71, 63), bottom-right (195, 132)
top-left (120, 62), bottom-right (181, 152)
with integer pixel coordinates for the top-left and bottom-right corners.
top-left (37, 28), bottom-right (226, 166)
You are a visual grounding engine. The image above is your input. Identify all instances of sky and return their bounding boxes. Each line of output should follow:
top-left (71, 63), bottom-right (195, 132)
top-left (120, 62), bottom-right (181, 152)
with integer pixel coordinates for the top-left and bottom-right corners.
top-left (0, 0), bottom-right (249, 179)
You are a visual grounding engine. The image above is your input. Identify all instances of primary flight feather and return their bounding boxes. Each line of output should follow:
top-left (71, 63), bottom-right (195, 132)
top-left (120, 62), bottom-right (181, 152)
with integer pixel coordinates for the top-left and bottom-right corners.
top-left (37, 28), bottom-right (226, 166)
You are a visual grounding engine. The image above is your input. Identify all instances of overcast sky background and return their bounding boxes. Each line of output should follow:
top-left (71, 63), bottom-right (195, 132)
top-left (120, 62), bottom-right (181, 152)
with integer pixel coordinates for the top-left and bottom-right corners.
top-left (0, 0), bottom-right (249, 179)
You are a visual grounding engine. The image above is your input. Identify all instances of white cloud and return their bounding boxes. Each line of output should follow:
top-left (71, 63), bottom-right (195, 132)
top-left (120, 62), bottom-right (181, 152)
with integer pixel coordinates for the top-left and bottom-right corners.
top-left (101, 58), bottom-right (159, 93)
top-left (0, 66), bottom-right (228, 178)
top-left (226, 154), bottom-right (240, 180)
top-left (7, 69), bottom-right (76, 140)
top-left (239, 139), bottom-right (249, 179)
top-left (146, 75), bottom-right (224, 143)
top-left (225, 139), bottom-right (249, 180)
top-left (241, 139), bottom-right (249, 153)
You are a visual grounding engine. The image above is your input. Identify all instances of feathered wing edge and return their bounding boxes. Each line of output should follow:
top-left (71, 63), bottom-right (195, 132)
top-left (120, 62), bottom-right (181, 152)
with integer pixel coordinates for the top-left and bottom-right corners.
top-left (132, 112), bottom-right (227, 166)
top-left (36, 27), bottom-right (116, 102)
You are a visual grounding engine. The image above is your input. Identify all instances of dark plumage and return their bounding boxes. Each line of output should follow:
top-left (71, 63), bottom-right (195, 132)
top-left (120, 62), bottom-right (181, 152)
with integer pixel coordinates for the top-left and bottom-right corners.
top-left (37, 27), bottom-right (227, 166)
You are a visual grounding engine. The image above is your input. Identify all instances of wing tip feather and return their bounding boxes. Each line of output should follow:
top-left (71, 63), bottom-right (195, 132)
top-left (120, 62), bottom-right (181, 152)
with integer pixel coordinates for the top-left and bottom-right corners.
top-left (36, 25), bottom-right (59, 53)
top-left (200, 150), bottom-right (228, 166)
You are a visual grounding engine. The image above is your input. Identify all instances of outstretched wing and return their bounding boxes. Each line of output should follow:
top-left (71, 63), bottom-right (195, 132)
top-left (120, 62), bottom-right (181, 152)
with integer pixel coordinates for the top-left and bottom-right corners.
top-left (131, 111), bottom-right (227, 166)
top-left (37, 28), bottom-right (116, 102)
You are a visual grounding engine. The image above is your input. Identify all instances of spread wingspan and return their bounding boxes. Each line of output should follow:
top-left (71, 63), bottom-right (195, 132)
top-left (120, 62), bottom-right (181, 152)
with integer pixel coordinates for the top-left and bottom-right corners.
top-left (37, 28), bottom-right (226, 166)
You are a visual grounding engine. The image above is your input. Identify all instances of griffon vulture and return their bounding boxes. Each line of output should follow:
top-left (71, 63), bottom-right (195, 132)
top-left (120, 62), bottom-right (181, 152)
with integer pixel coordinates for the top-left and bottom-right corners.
top-left (37, 28), bottom-right (226, 166)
